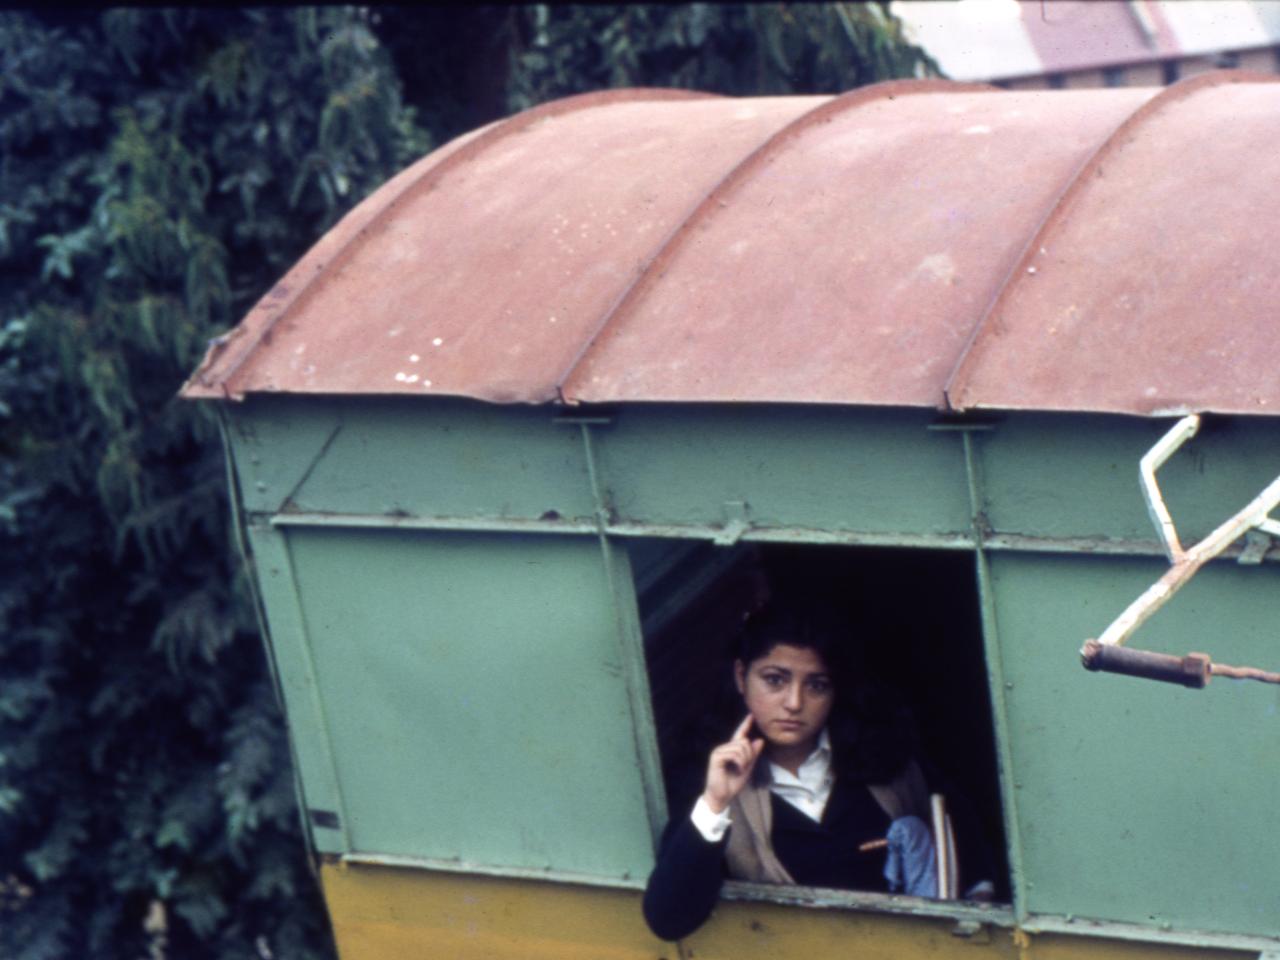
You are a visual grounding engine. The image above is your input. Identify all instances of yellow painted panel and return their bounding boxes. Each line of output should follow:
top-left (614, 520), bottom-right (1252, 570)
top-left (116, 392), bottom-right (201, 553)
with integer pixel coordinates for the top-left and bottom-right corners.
top-left (685, 906), bottom-right (1252, 960)
top-left (321, 863), bottom-right (1253, 960)
top-left (321, 862), bottom-right (673, 960)
top-left (685, 898), bottom-right (1020, 960)
top-left (1028, 934), bottom-right (1243, 960)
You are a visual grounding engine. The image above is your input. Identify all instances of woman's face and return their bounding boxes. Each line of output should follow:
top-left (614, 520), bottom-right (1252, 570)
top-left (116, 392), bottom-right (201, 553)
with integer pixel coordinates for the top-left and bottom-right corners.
top-left (735, 643), bottom-right (834, 755)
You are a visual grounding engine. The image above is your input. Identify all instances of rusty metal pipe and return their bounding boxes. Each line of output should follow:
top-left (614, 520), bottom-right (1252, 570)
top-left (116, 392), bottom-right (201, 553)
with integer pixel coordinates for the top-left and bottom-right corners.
top-left (1082, 641), bottom-right (1280, 688)
top-left (1080, 640), bottom-right (1211, 688)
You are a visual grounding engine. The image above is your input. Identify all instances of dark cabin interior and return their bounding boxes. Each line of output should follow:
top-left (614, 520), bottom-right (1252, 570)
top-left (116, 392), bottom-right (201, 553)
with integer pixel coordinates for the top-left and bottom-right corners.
top-left (631, 538), bottom-right (1010, 902)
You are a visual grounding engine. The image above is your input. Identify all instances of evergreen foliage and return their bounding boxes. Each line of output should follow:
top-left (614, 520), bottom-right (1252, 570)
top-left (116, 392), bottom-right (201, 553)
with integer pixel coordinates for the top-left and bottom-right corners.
top-left (1, 6), bottom-right (931, 957)
top-left (370, 3), bottom-right (936, 140)
top-left (0, 10), bottom-right (423, 959)
top-left (504, 3), bottom-right (936, 111)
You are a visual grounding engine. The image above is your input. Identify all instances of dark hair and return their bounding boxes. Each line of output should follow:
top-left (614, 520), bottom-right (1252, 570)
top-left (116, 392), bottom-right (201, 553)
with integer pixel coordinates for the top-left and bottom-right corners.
top-left (735, 607), bottom-right (916, 784)
top-left (737, 607), bottom-right (842, 673)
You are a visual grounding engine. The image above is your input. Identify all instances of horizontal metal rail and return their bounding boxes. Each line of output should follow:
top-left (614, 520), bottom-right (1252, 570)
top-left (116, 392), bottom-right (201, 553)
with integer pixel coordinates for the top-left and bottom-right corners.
top-left (336, 852), bottom-right (643, 889)
top-left (264, 510), bottom-right (1273, 561)
top-left (1022, 913), bottom-right (1280, 955)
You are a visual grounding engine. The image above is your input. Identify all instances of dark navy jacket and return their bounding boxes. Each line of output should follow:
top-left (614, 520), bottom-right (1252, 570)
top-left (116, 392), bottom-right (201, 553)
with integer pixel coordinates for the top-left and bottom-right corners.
top-left (642, 776), bottom-right (893, 941)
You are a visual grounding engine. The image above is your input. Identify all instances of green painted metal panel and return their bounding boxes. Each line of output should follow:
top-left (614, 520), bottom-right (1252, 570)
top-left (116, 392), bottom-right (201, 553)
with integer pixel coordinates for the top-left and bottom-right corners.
top-left (228, 400), bottom-right (975, 538)
top-left (592, 405), bottom-right (972, 536)
top-left (227, 397), bottom-right (595, 522)
top-left (280, 526), bottom-right (656, 879)
top-left (244, 522), bottom-right (351, 854)
top-left (228, 399), bottom-right (347, 516)
top-left (988, 551), bottom-right (1280, 937)
top-left (594, 536), bottom-right (669, 841)
top-left (980, 415), bottom-right (1280, 547)
top-left (228, 401), bottom-right (1280, 553)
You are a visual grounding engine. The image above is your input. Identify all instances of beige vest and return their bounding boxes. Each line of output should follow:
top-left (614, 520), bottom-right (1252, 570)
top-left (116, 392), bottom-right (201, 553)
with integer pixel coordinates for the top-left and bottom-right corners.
top-left (724, 759), bottom-right (930, 884)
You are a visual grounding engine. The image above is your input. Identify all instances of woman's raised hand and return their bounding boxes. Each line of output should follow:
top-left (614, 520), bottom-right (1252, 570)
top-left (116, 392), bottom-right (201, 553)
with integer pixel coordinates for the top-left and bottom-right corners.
top-left (702, 714), bottom-right (766, 814)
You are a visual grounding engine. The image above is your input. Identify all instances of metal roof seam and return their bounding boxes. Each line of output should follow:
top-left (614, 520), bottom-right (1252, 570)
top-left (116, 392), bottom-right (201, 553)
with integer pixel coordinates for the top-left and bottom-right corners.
top-left (183, 87), bottom-right (717, 401)
top-left (941, 69), bottom-right (1280, 416)
top-left (555, 78), bottom-right (997, 404)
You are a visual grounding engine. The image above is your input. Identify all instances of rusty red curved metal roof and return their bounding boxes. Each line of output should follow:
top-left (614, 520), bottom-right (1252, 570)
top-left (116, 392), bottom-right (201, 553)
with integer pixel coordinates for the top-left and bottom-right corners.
top-left (183, 74), bottom-right (1280, 417)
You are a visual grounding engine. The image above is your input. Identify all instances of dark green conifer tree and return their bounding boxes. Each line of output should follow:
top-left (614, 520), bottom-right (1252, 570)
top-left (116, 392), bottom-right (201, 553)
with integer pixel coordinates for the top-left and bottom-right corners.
top-left (370, 3), bottom-right (937, 141)
top-left (0, 10), bottom-right (424, 958)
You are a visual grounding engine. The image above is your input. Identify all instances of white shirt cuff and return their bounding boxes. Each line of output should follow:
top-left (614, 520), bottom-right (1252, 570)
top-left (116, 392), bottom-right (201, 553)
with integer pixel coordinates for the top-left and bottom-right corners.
top-left (690, 795), bottom-right (732, 842)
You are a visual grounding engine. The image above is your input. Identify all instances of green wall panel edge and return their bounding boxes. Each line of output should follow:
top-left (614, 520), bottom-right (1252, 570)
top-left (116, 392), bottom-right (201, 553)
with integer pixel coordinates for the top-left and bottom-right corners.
top-left (244, 521), bottom-right (352, 855)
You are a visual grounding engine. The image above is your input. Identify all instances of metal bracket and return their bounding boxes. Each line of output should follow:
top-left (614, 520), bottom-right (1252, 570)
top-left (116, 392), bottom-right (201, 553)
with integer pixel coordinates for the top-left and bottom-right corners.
top-left (1082, 414), bottom-right (1280, 687)
top-left (951, 919), bottom-right (990, 942)
top-left (714, 501), bottom-right (751, 546)
top-left (1239, 530), bottom-right (1273, 566)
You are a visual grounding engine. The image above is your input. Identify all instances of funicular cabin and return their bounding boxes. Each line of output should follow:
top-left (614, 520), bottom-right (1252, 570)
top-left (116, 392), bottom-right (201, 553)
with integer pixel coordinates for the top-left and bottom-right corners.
top-left (182, 76), bottom-right (1280, 959)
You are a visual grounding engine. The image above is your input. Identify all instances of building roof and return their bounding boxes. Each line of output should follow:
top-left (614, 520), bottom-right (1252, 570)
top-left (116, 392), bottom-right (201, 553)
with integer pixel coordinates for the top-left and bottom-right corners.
top-left (892, 0), bottom-right (1280, 82)
top-left (183, 74), bottom-right (1280, 418)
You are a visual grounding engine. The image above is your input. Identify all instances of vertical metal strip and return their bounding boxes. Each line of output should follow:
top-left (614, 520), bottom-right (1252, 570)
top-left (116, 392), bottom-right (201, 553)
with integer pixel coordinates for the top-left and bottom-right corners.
top-left (579, 423), bottom-right (670, 849)
top-left (217, 410), bottom-right (285, 711)
top-left (246, 521), bottom-right (354, 854)
top-left (963, 430), bottom-right (1029, 923)
top-left (217, 408), bottom-right (318, 861)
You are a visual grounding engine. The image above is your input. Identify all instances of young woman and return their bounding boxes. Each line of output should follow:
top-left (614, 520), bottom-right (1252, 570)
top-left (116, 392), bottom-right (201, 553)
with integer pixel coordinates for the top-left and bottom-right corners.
top-left (642, 610), bottom-right (993, 941)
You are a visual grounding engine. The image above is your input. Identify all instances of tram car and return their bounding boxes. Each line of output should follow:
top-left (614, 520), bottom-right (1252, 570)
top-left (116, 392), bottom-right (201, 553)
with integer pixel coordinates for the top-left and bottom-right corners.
top-left (183, 75), bottom-right (1280, 959)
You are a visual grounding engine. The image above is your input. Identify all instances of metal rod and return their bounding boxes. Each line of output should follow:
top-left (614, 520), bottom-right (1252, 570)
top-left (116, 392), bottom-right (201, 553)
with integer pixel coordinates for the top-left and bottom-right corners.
top-left (931, 794), bottom-right (954, 900)
top-left (1081, 641), bottom-right (1210, 688)
top-left (1138, 414), bottom-right (1199, 562)
top-left (1082, 641), bottom-right (1280, 687)
top-left (1210, 662), bottom-right (1280, 684)
top-left (1092, 469), bottom-right (1280, 649)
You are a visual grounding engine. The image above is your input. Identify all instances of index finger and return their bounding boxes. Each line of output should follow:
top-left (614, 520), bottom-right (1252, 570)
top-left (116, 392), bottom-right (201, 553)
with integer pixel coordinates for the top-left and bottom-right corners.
top-left (733, 713), bottom-right (755, 742)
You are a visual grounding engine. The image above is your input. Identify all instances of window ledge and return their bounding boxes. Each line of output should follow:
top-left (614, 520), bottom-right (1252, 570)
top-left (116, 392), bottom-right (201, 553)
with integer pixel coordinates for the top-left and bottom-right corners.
top-left (721, 879), bottom-right (1012, 925)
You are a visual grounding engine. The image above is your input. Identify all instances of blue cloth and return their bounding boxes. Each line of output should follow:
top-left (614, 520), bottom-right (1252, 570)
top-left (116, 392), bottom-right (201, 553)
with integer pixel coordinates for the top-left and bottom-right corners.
top-left (883, 815), bottom-right (937, 897)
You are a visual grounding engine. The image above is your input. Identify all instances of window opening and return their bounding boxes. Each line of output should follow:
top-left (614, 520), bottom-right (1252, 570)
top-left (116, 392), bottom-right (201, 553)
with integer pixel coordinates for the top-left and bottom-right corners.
top-left (632, 539), bottom-right (1010, 905)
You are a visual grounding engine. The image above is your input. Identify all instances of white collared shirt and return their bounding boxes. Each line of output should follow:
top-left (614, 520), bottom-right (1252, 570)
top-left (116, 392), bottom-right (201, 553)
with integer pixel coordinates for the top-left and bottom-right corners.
top-left (691, 730), bottom-right (833, 842)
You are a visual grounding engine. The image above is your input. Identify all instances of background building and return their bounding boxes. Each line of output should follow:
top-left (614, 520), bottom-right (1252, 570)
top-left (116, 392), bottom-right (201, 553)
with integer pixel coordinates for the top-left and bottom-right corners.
top-left (893, 0), bottom-right (1280, 87)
